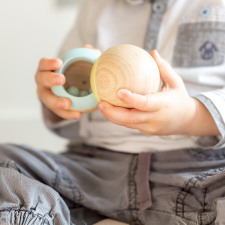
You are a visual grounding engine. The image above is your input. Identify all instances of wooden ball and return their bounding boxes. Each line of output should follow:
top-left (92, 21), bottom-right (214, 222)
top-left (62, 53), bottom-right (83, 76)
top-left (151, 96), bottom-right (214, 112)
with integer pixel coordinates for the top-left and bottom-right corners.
top-left (92, 44), bottom-right (160, 107)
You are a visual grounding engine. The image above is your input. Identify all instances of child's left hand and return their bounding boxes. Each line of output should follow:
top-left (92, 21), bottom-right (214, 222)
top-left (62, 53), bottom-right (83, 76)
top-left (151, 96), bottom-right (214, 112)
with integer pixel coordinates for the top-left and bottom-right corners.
top-left (98, 50), bottom-right (219, 136)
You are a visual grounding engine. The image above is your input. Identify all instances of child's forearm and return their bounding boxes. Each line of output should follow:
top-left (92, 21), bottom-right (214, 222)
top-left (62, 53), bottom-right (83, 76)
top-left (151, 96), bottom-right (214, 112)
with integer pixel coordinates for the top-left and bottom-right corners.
top-left (185, 98), bottom-right (220, 136)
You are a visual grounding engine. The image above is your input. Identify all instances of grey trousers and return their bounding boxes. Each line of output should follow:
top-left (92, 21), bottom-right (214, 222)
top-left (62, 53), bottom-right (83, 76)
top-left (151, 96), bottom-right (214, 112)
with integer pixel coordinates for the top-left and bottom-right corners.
top-left (0, 143), bottom-right (225, 225)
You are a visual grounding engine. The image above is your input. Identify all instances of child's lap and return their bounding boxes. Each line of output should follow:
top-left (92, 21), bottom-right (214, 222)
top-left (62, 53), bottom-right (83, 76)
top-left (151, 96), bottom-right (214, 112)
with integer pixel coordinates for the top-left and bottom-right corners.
top-left (1, 144), bottom-right (225, 224)
top-left (0, 144), bottom-right (136, 224)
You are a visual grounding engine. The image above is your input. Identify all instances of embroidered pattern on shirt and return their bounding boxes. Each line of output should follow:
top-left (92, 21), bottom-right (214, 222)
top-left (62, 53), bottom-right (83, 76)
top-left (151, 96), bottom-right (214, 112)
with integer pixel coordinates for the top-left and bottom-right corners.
top-left (199, 41), bottom-right (218, 60)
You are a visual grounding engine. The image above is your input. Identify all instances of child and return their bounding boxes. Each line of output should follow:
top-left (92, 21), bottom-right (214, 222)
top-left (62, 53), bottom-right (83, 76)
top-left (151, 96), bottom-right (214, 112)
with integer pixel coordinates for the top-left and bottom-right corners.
top-left (1, 0), bottom-right (225, 224)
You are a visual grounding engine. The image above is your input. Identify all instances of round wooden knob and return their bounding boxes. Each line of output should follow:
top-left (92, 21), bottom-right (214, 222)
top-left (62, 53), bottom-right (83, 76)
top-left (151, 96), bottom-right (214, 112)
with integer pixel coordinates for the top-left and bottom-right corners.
top-left (91, 44), bottom-right (160, 107)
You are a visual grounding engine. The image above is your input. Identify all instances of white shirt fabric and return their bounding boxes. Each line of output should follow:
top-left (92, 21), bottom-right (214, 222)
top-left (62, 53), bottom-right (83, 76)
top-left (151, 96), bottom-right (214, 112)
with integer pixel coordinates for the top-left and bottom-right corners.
top-left (44, 0), bottom-right (225, 153)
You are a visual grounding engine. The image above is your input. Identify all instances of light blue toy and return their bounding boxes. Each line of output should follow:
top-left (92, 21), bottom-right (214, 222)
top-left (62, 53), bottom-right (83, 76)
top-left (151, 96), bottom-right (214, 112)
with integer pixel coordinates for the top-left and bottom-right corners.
top-left (51, 48), bottom-right (101, 112)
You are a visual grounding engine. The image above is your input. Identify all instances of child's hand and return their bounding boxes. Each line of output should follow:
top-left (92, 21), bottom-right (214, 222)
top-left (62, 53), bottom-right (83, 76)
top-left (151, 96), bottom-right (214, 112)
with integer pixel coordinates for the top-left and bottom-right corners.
top-left (35, 57), bottom-right (81, 120)
top-left (98, 50), bottom-right (219, 136)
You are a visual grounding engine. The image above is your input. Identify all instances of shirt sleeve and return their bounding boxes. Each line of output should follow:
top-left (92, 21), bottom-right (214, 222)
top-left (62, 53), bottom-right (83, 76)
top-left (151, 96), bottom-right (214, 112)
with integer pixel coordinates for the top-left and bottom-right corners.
top-left (195, 88), bottom-right (225, 148)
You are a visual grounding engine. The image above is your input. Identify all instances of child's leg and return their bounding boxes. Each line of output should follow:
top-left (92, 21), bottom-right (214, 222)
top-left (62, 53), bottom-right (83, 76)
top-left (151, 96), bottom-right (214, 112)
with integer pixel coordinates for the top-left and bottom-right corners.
top-left (45, 145), bottom-right (152, 224)
top-left (140, 147), bottom-right (225, 225)
top-left (0, 144), bottom-right (151, 224)
top-left (0, 144), bottom-right (71, 225)
top-left (0, 144), bottom-right (107, 225)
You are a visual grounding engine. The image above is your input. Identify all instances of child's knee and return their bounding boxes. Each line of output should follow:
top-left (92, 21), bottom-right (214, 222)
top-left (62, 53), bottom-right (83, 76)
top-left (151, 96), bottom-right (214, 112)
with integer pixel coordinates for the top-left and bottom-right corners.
top-left (0, 167), bottom-right (71, 224)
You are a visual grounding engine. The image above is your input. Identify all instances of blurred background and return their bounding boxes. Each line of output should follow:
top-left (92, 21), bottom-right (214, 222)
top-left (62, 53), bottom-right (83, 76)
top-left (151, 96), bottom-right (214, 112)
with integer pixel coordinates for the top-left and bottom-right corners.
top-left (0, 0), bottom-right (81, 153)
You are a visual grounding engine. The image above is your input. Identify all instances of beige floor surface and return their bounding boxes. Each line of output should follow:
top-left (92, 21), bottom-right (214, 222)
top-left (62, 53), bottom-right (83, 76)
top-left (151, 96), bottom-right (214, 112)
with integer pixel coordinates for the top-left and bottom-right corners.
top-left (94, 219), bottom-right (129, 225)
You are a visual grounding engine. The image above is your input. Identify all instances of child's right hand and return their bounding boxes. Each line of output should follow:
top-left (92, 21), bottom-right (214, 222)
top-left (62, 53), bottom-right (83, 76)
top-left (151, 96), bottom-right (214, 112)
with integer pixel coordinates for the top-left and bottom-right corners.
top-left (35, 58), bottom-right (82, 120)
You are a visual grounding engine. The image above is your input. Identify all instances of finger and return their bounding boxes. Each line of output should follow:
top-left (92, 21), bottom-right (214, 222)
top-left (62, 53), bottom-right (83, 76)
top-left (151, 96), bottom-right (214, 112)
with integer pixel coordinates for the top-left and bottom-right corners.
top-left (51, 108), bottom-right (82, 120)
top-left (98, 101), bottom-right (155, 125)
top-left (38, 88), bottom-right (81, 120)
top-left (37, 88), bottom-right (71, 110)
top-left (101, 113), bottom-right (138, 130)
top-left (82, 44), bottom-right (101, 53)
top-left (151, 50), bottom-right (184, 89)
top-left (35, 71), bottom-right (65, 88)
top-left (38, 57), bottom-right (63, 71)
top-left (117, 89), bottom-right (164, 112)
top-left (98, 102), bottom-right (138, 127)
top-left (82, 44), bottom-right (94, 49)
top-left (99, 101), bottom-right (165, 134)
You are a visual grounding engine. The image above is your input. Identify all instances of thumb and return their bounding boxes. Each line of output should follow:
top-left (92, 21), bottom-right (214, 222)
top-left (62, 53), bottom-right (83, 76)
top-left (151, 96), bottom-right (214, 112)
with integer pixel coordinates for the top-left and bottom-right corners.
top-left (151, 50), bottom-right (184, 89)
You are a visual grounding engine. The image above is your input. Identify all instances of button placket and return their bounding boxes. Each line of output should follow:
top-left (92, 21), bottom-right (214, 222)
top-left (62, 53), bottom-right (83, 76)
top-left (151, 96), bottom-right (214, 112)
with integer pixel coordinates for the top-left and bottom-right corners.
top-left (144, 0), bottom-right (168, 52)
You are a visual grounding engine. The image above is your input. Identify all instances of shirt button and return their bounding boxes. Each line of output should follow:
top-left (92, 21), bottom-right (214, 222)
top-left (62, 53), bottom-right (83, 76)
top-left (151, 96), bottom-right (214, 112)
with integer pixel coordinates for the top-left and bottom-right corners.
top-left (200, 6), bottom-right (211, 18)
top-left (152, 2), bottom-right (166, 13)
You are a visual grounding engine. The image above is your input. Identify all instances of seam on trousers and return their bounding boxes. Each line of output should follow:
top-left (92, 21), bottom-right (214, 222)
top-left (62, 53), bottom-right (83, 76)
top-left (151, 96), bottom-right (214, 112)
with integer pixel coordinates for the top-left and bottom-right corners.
top-left (71, 185), bottom-right (82, 208)
top-left (176, 177), bottom-right (199, 221)
top-left (198, 188), bottom-right (207, 225)
top-left (128, 155), bottom-right (138, 210)
top-left (61, 170), bottom-right (83, 208)
top-left (128, 155), bottom-right (144, 225)
top-left (176, 174), bottom-right (212, 224)
top-left (54, 168), bottom-right (83, 208)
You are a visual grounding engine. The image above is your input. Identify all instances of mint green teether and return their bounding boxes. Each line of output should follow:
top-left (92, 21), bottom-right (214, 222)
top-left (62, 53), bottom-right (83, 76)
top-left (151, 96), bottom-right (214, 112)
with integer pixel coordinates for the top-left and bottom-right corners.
top-left (51, 48), bottom-right (101, 112)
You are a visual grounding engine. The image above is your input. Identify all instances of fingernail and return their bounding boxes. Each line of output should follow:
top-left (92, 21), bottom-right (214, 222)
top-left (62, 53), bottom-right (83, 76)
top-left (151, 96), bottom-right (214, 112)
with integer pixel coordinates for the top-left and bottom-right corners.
top-left (57, 59), bottom-right (63, 68)
top-left (117, 90), bottom-right (123, 99)
top-left (60, 100), bottom-right (68, 109)
top-left (154, 49), bottom-right (159, 55)
top-left (153, 50), bottom-right (162, 60)
top-left (98, 103), bottom-right (104, 111)
top-left (55, 75), bottom-right (64, 85)
top-left (117, 89), bottom-right (131, 99)
top-left (74, 112), bottom-right (81, 120)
